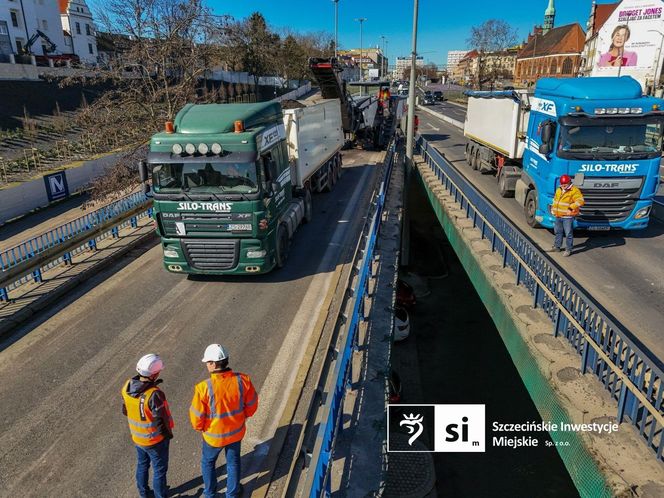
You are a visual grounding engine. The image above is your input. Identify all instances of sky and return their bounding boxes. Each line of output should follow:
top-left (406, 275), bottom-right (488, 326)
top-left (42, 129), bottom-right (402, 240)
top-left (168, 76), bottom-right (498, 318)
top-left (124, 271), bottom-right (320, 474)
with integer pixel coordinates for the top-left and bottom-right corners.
top-left (209, 0), bottom-right (604, 67)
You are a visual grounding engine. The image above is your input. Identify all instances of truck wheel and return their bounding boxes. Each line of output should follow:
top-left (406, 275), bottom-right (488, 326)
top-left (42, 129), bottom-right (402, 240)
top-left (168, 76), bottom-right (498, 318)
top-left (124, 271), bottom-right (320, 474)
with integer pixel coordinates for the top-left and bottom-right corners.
top-left (276, 224), bottom-right (290, 268)
top-left (466, 145), bottom-right (474, 166)
top-left (303, 187), bottom-right (313, 224)
top-left (498, 170), bottom-right (513, 198)
top-left (524, 190), bottom-right (539, 228)
top-left (472, 150), bottom-right (480, 171)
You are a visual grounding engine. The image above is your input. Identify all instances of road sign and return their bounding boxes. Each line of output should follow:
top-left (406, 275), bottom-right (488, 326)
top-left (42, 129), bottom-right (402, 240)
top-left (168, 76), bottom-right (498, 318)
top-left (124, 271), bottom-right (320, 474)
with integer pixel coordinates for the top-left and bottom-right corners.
top-left (43, 171), bottom-right (69, 202)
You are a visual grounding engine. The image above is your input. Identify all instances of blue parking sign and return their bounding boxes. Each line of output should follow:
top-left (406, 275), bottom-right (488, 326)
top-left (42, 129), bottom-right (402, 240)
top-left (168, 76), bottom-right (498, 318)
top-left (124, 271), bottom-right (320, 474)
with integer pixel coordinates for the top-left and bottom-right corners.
top-left (44, 171), bottom-right (69, 202)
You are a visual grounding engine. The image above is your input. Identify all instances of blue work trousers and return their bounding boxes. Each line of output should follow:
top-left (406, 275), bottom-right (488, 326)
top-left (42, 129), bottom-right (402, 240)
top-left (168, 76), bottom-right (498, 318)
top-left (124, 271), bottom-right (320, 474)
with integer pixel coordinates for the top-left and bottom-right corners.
top-left (135, 439), bottom-right (169, 498)
top-left (201, 439), bottom-right (242, 498)
top-left (554, 216), bottom-right (574, 251)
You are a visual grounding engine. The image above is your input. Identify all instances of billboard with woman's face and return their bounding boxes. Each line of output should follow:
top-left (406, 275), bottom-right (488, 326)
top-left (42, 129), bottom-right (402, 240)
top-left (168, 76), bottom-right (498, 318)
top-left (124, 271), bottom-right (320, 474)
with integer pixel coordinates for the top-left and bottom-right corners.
top-left (592, 0), bottom-right (664, 88)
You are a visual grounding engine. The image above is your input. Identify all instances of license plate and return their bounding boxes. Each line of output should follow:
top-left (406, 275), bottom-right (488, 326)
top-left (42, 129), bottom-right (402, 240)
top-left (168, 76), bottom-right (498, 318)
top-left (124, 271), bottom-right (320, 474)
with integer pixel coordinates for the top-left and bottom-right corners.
top-left (588, 226), bottom-right (610, 231)
top-left (227, 223), bottom-right (252, 231)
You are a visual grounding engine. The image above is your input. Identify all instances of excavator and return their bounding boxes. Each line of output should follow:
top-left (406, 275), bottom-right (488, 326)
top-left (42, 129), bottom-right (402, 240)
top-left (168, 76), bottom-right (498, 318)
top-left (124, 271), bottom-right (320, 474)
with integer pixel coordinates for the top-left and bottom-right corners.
top-left (20, 30), bottom-right (79, 65)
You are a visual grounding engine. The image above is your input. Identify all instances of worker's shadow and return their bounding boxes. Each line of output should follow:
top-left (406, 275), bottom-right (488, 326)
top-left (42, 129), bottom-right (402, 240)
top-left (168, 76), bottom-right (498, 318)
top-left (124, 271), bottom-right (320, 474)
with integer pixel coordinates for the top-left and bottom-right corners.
top-left (168, 425), bottom-right (296, 497)
top-left (568, 231), bottom-right (626, 255)
top-left (420, 132), bottom-right (450, 142)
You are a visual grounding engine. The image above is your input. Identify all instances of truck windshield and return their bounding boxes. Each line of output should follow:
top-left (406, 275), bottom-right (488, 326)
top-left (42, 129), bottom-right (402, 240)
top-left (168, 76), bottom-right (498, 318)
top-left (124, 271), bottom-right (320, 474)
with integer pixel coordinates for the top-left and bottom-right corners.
top-left (152, 162), bottom-right (259, 193)
top-left (558, 117), bottom-right (663, 160)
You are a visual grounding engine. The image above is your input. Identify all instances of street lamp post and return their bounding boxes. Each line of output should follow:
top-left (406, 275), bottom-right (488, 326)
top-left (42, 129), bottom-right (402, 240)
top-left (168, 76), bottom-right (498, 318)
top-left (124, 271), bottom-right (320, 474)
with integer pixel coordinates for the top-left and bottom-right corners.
top-left (406, 0), bottom-right (419, 165)
top-left (380, 35), bottom-right (387, 77)
top-left (355, 17), bottom-right (367, 81)
top-left (333, 0), bottom-right (339, 58)
top-left (648, 29), bottom-right (664, 95)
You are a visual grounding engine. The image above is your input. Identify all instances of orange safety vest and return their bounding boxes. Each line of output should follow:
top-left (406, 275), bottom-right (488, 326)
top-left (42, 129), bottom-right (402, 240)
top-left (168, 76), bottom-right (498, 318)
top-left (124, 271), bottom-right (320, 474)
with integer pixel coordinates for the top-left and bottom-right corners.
top-left (551, 185), bottom-right (585, 218)
top-left (190, 370), bottom-right (258, 448)
top-left (121, 380), bottom-right (173, 447)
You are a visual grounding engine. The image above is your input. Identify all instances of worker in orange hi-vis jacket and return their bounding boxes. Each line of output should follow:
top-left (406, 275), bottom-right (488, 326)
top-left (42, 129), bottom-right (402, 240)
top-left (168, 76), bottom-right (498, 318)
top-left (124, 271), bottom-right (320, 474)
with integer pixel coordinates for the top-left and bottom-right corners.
top-left (190, 344), bottom-right (258, 498)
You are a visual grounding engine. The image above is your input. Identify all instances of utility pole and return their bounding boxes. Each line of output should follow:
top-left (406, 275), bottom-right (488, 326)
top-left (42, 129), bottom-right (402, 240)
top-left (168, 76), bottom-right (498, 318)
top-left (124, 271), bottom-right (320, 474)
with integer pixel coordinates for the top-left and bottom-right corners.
top-left (355, 17), bottom-right (367, 81)
top-left (333, 0), bottom-right (339, 58)
top-left (406, 0), bottom-right (419, 165)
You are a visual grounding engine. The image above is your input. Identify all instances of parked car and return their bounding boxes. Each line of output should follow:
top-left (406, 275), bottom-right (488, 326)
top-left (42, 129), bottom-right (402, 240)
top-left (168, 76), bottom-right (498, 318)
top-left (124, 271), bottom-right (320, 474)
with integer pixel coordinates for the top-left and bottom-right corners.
top-left (433, 90), bottom-right (444, 101)
top-left (393, 306), bottom-right (410, 341)
top-left (422, 94), bottom-right (435, 105)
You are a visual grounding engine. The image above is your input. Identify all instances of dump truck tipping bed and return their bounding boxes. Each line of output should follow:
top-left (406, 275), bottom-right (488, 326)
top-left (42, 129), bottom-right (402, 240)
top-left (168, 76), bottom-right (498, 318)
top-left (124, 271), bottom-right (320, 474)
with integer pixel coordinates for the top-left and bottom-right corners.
top-left (308, 57), bottom-right (354, 133)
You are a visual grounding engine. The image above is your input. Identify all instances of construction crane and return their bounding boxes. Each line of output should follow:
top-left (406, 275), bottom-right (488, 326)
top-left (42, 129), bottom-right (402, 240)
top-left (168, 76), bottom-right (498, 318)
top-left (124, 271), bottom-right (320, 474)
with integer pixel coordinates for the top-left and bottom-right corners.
top-left (23, 29), bottom-right (57, 55)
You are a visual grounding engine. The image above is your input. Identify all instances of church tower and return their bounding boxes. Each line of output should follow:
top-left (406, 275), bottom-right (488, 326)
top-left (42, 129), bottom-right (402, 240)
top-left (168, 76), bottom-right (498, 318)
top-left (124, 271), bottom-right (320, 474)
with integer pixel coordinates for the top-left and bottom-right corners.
top-left (543, 0), bottom-right (556, 34)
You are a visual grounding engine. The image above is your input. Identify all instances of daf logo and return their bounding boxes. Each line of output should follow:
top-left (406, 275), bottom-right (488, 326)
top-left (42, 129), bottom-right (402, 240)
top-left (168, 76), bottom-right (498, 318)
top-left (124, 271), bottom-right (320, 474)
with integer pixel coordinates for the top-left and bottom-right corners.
top-left (593, 182), bottom-right (619, 189)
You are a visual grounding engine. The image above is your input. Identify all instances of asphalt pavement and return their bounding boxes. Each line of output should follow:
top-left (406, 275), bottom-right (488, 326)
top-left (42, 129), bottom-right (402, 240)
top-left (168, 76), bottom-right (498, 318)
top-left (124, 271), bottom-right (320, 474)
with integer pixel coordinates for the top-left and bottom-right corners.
top-left (0, 148), bottom-right (382, 497)
top-left (417, 110), bottom-right (664, 363)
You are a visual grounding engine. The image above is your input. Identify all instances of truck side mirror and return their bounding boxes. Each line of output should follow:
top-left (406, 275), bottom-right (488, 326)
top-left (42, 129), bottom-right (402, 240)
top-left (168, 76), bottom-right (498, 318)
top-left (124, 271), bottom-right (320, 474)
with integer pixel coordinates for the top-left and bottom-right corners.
top-left (539, 143), bottom-right (551, 155)
top-left (541, 122), bottom-right (553, 145)
top-left (138, 161), bottom-right (149, 182)
top-left (142, 183), bottom-right (153, 197)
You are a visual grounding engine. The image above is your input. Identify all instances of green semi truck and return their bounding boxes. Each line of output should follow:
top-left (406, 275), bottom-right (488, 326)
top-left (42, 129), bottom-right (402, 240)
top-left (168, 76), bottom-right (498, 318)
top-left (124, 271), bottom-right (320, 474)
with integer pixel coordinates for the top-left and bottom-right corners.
top-left (139, 99), bottom-right (344, 275)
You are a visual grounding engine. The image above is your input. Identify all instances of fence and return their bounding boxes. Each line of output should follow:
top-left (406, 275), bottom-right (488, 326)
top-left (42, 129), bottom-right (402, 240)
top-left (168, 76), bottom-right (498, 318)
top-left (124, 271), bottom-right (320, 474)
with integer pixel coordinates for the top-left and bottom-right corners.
top-left (305, 139), bottom-right (397, 496)
top-left (416, 136), bottom-right (664, 463)
top-left (0, 191), bottom-right (150, 301)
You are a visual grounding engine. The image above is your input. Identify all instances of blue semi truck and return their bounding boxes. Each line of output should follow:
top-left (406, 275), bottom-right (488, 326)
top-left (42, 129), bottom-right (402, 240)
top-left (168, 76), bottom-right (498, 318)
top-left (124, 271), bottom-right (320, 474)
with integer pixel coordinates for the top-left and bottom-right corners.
top-left (464, 77), bottom-right (663, 230)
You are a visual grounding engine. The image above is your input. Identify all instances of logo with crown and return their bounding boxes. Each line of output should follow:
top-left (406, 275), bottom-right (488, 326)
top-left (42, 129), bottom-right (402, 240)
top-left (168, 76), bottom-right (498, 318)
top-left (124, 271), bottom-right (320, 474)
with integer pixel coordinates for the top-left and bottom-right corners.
top-left (400, 413), bottom-right (424, 446)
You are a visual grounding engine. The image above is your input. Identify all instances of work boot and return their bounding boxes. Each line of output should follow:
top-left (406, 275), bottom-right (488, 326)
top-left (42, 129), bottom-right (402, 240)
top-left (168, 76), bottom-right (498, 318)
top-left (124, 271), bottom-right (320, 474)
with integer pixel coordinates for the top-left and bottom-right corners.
top-left (562, 250), bottom-right (571, 257)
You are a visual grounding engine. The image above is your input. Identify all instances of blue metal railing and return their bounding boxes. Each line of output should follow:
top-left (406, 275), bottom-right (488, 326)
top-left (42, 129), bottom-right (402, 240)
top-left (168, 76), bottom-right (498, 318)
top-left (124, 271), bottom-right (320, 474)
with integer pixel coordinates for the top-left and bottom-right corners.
top-left (0, 191), bottom-right (151, 302)
top-left (1, 191), bottom-right (147, 272)
top-left (306, 140), bottom-right (397, 497)
top-left (417, 135), bottom-right (664, 461)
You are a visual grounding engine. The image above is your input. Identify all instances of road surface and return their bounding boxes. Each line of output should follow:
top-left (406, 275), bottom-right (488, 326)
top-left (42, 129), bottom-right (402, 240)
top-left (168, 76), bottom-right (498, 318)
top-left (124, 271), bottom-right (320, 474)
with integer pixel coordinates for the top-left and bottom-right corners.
top-left (0, 148), bottom-right (382, 497)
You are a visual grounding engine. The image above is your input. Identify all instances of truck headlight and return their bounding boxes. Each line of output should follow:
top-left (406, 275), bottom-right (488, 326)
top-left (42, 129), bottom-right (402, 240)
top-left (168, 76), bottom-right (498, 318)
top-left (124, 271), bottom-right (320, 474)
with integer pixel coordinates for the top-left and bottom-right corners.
top-left (634, 206), bottom-right (651, 219)
top-left (247, 249), bottom-right (267, 258)
top-left (164, 247), bottom-right (179, 258)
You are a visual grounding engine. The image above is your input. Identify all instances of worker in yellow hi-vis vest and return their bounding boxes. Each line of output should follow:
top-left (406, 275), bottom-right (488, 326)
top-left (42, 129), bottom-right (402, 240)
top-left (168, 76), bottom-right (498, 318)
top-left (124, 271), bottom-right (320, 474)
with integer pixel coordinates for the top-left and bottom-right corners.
top-left (550, 174), bottom-right (585, 257)
top-left (121, 354), bottom-right (174, 498)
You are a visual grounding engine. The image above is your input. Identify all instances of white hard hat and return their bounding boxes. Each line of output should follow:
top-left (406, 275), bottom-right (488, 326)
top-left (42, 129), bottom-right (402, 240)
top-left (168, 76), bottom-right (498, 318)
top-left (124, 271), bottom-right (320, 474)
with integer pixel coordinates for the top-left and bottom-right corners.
top-left (202, 344), bottom-right (229, 363)
top-left (136, 353), bottom-right (164, 377)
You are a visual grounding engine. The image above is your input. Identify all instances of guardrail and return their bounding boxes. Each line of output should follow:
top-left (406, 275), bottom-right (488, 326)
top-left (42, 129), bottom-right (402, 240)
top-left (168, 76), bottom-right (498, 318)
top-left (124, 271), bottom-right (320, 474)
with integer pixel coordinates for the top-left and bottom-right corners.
top-left (0, 191), bottom-right (151, 301)
top-left (416, 135), bottom-right (664, 461)
top-left (304, 139), bottom-right (397, 496)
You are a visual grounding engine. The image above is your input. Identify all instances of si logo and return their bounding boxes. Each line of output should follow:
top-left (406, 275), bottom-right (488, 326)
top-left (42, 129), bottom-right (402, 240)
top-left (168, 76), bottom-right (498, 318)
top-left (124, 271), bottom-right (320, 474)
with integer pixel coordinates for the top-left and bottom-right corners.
top-left (388, 404), bottom-right (485, 452)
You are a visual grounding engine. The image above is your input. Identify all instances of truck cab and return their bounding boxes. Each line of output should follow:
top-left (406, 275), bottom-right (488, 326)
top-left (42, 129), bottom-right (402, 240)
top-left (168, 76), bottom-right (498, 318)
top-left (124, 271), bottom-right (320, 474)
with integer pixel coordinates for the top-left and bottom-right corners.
top-left (142, 102), bottom-right (292, 274)
top-left (516, 77), bottom-right (664, 230)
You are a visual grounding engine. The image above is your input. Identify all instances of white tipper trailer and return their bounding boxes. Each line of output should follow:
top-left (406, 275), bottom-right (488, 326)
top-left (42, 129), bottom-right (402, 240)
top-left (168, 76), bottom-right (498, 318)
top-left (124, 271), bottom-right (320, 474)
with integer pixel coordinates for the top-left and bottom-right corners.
top-left (283, 98), bottom-right (344, 194)
top-left (463, 91), bottom-right (531, 197)
top-left (277, 98), bottom-right (345, 238)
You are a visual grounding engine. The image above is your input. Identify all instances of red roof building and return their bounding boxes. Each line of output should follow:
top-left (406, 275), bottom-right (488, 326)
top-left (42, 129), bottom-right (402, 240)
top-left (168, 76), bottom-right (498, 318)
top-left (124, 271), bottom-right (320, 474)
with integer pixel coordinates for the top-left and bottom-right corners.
top-left (514, 23), bottom-right (585, 86)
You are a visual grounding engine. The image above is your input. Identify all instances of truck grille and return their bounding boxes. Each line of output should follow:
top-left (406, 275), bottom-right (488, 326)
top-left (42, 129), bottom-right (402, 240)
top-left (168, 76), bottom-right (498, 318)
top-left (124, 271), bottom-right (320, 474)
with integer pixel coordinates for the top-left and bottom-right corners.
top-left (182, 239), bottom-right (239, 271)
top-left (577, 183), bottom-right (642, 223)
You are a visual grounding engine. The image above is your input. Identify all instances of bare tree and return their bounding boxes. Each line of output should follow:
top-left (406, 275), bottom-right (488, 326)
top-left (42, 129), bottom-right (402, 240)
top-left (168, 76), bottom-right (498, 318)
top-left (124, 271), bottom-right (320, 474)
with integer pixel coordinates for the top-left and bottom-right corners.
top-left (401, 63), bottom-right (438, 82)
top-left (86, 0), bottom-right (228, 129)
top-left (467, 19), bottom-right (518, 90)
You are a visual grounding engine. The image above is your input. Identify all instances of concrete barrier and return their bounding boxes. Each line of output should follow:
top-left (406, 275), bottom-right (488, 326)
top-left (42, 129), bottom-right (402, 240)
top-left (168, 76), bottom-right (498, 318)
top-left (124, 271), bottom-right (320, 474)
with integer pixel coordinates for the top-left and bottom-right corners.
top-left (0, 153), bottom-right (119, 225)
